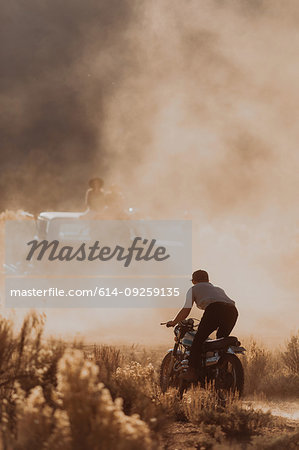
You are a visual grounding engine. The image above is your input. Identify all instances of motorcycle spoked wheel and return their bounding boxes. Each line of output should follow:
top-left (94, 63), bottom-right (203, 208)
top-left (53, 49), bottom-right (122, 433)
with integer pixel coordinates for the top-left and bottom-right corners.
top-left (160, 351), bottom-right (177, 393)
top-left (215, 354), bottom-right (244, 402)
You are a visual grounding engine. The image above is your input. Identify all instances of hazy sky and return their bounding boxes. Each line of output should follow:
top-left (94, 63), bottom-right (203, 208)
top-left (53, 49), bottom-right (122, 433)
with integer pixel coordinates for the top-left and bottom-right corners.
top-left (1, 0), bottom-right (298, 345)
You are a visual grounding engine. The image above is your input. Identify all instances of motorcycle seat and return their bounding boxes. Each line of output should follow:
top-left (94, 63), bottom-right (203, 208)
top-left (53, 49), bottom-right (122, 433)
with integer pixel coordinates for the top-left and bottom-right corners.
top-left (202, 336), bottom-right (240, 352)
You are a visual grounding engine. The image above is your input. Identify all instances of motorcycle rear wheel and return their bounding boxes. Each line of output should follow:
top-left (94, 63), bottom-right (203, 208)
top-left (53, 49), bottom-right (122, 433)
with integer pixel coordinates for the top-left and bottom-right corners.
top-left (215, 353), bottom-right (244, 400)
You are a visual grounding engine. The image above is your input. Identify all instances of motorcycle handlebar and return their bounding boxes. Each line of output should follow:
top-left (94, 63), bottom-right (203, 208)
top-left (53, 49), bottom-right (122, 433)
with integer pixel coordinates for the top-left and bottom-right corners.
top-left (161, 318), bottom-right (199, 327)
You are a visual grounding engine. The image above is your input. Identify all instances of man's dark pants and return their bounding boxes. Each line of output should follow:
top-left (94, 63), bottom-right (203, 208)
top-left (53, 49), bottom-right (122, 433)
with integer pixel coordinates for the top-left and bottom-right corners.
top-left (188, 302), bottom-right (238, 371)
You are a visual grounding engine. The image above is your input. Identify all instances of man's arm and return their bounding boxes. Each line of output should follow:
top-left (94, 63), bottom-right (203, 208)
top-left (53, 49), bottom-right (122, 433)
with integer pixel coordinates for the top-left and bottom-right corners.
top-left (166, 307), bottom-right (191, 327)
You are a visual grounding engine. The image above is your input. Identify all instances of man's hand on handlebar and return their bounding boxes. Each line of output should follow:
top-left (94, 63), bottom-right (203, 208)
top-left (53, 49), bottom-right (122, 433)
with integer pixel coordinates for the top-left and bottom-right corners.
top-left (160, 321), bottom-right (176, 327)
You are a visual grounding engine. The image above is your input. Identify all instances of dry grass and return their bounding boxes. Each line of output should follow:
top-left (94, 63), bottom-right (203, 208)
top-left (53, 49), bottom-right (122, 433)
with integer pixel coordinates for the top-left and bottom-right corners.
top-left (0, 314), bottom-right (153, 449)
top-left (282, 334), bottom-right (299, 375)
top-left (243, 333), bottom-right (299, 398)
top-left (0, 313), bottom-right (298, 449)
top-left (182, 384), bottom-right (274, 439)
top-left (0, 209), bottom-right (34, 268)
top-left (250, 429), bottom-right (299, 449)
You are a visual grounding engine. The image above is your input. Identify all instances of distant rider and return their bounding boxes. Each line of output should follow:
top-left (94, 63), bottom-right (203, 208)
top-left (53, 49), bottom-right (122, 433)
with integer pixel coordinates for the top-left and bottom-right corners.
top-left (166, 269), bottom-right (238, 381)
top-left (85, 178), bottom-right (105, 213)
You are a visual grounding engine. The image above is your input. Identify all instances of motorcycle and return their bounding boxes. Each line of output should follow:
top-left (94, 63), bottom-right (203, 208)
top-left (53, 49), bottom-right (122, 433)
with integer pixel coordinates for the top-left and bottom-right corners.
top-left (160, 318), bottom-right (245, 398)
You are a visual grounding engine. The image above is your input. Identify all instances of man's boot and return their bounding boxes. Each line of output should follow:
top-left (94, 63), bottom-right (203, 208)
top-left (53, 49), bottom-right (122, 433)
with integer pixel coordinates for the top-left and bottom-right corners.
top-left (182, 366), bottom-right (197, 382)
top-left (180, 359), bottom-right (197, 382)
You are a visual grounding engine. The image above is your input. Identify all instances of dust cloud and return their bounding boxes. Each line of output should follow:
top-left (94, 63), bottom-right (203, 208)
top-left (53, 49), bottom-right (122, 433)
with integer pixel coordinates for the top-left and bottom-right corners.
top-left (0, 0), bottom-right (136, 212)
top-left (1, 0), bottom-right (299, 345)
top-left (100, 0), bottom-right (299, 344)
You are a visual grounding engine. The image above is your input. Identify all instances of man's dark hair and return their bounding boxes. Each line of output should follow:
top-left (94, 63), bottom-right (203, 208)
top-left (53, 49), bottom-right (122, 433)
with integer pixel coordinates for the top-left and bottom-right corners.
top-left (192, 269), bottom-right (209, 283)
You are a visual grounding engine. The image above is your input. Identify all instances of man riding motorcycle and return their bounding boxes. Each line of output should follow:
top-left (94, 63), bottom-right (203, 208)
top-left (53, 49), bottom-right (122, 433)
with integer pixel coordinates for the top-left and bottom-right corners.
top-left (166, 269), bottom-right (238, 381)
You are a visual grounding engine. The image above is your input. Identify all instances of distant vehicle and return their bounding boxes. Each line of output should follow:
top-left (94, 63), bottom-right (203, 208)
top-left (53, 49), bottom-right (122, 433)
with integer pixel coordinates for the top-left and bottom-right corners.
top-left (36, 211), bottom-right (89, 242)
top-left (36, 211), bottom-right (186, 251)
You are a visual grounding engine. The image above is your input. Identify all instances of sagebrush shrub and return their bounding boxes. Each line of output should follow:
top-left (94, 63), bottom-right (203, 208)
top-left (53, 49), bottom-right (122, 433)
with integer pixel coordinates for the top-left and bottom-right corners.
top-left (0, 312), bottom-right (64, 426)
top-left (2, 349), bottom-right (153, 450)
top-left (58, 349), bottom-right (152, 450)
top-left (242, 340), bottom-right (271, 395)
top-left (242, 335), bottom-right (299, 398)
top-left (114, 361), bottom-right (170, 431)
top-left (4, 384), bottom-right (71, 450)
top-left (282, 332), bottom-right (299, 375)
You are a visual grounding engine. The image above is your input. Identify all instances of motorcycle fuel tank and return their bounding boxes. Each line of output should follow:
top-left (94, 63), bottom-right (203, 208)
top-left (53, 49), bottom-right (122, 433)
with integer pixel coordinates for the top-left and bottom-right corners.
top-left (181, 330), bottom-right (196, 347)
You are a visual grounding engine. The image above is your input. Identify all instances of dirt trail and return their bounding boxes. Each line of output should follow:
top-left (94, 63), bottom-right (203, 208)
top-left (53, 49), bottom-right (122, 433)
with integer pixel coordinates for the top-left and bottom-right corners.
top-left (248, 399), bottom-right (299, 421)
top-left (161, 401), bottom-right (299, 449)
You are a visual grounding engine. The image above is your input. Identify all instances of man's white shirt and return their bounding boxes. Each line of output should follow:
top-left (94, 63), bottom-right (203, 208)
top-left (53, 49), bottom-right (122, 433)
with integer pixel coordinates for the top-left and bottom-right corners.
top-left (184, 282), bottom-right (235, 310)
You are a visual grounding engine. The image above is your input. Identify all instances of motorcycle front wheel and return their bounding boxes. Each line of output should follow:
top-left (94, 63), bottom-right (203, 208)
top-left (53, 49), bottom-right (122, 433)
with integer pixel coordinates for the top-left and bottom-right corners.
top-left (160, 351), bottom-right (176, 393)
